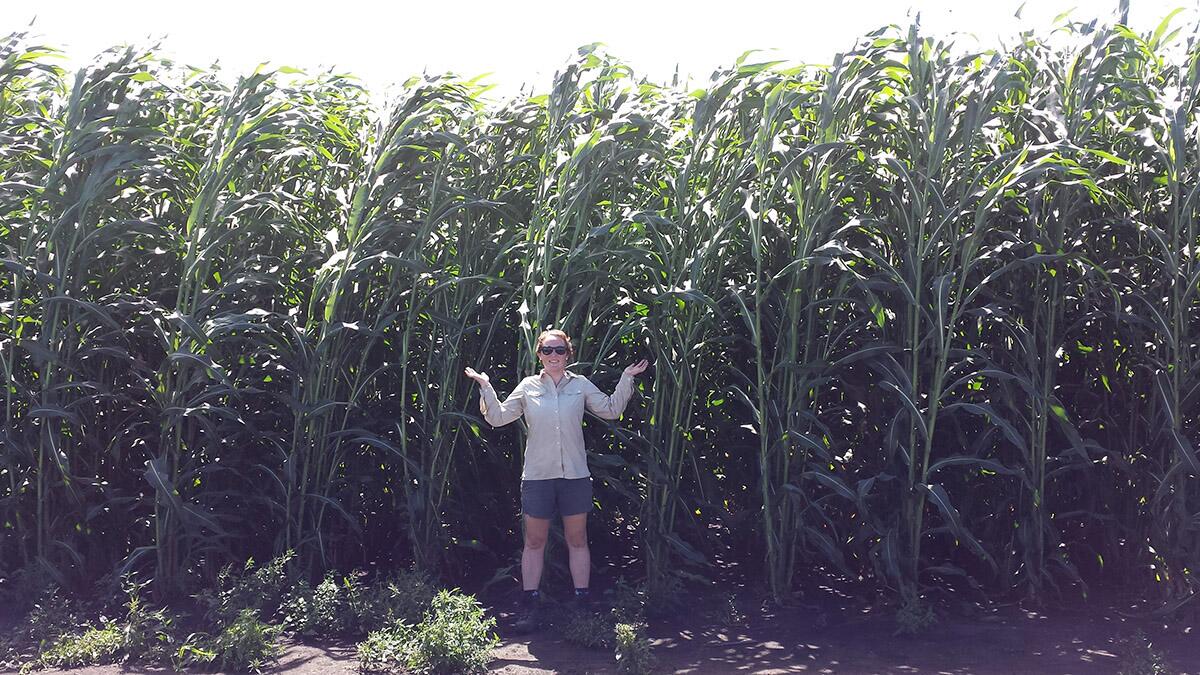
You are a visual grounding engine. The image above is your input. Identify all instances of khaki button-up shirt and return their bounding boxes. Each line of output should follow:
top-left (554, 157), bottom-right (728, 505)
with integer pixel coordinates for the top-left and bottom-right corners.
top-left (479, 369), bottom-right (635, 480)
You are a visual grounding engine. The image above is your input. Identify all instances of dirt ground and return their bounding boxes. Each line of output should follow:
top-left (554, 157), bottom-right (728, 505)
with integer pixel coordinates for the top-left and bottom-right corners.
top-left (483, 595), bottom-right (1200, 675)
top-left (21, 590), bottom-right (1200, 675)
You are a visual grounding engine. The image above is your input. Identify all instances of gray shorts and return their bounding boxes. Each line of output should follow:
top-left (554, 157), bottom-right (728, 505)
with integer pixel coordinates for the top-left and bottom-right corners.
top-left (521, 477), bottom-right (593, 518)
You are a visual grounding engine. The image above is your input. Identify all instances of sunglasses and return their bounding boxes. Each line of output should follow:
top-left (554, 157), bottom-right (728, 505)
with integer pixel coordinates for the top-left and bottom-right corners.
top-left (538, 346), bottom-right (568, 355)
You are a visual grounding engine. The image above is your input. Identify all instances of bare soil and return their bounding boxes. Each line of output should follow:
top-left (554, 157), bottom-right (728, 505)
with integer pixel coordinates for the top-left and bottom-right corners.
top-left (488, 593), bottom-right (1200, 675)
top-left (22, 591), bottom-right (1199, 675)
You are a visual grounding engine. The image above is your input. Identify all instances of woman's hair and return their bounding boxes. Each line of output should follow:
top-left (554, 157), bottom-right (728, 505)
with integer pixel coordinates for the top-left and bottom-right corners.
top-left (535, 329), bottom-right (574, 357)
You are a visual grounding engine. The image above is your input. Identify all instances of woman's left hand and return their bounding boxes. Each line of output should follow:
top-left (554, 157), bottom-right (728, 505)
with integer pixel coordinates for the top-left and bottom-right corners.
top-left (623, 359), bottom-right (650, 377)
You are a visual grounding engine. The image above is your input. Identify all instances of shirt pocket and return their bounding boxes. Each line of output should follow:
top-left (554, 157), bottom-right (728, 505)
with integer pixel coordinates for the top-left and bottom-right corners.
top-left (559, 390), bottom-right (585, 418)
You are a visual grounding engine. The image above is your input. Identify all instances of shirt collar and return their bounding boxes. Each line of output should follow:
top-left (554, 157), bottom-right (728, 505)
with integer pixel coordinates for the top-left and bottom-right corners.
top-left (538, 369), bottom-right (576, 382)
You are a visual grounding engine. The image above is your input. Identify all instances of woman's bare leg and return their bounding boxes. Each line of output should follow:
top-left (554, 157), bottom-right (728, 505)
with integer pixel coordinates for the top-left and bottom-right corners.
top-left (562, 512), bottom-right (589, 589)
top-left (522, 515), bottom-right (551, 590)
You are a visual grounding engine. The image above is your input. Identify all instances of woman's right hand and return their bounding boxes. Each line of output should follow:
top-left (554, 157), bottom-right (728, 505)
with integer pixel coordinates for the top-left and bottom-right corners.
top-left (464, 367), bottom-right (490, 386)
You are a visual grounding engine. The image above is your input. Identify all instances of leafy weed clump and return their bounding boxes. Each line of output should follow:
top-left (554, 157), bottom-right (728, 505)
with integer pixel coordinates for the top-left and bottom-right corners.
top-left (359, 571), bottom-right (438, 629)
top-left (358, 589), bottom-right (497, 674)
top-left (200, 550), bottom-right (296, 625)
top-left (552, 580), bottom-right (657, 674)
top-left (20, 587), bottom-right (80, 649)
top-left (281, 569), bottom-right (435, 638)
top-left (559, 609), bottom-right (614, 649)
top-left (25, 621), bottom-right (124, 672)
top-left (18, 578), bottom-right (181, 673)
top-left (175, 607), bottom-right (282, 674)
top-left (9, 555), bottom-right (436, 674)
top-left (279, 574), bottom-right (359, 637)
top-left (557, 578), bottom-right (664, 652)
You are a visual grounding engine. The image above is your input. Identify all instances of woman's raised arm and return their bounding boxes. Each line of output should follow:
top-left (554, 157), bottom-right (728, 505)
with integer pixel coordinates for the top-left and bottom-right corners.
top-left (465, 367), bottom-right (525, 427)
top-left (582, 359), bottom-right (648, 420)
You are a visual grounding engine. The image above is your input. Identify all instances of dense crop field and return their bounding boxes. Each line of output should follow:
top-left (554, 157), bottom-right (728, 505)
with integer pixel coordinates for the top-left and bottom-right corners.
top-left (1, 13), bottom-right (1198, 622)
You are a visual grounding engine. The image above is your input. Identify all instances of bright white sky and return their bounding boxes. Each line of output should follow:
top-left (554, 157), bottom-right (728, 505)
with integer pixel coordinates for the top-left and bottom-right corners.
top-left (6, 0), bottom-right (1198, 97)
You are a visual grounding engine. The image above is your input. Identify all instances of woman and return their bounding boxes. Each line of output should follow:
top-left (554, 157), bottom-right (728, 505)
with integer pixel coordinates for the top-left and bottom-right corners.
top-left (464, 329), bottom-right (648, 632)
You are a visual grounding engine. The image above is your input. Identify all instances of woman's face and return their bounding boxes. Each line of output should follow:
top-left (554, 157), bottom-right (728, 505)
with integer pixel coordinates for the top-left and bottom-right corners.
top-left (537, 335), bottom-right (569, 372)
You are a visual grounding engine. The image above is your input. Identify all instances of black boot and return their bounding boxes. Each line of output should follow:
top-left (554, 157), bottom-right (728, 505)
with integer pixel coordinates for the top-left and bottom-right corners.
top-left (513, 590), bottom-right (542, 634)
top-left (568, 587), bottom-right (593, 614)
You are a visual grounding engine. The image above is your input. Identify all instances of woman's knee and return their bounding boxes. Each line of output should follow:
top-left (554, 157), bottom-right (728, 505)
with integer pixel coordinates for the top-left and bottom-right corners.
top-left (564, 531), bottom-right (588, 550)
top-left (562, 513), bottom-right (588, 549)
top-left (524, 532), bottom-right (548, 550)
top-left (523, 514), bottom-right (550, 551)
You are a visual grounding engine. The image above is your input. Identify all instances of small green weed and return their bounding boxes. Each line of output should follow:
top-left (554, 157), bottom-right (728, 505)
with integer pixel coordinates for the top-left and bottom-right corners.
top-left (120, 578), bottom-right (179, 663)
top-left (175, 607), bottom-right (281, 674)
top-left (614, 620), bottom-right (656, 675)
top-left (357, 623), bottom-right (407, 674)
top-left (201, 550), bottom-right (296, 625)
top-left (357, 589), bottom-right (497, 674)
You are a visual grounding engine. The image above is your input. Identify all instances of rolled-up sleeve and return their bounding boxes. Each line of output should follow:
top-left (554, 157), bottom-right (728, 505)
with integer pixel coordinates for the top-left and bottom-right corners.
top-left (582, 373), bottom-right (635, 420)
top-left (479, 380), bottom-right (525, 427)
